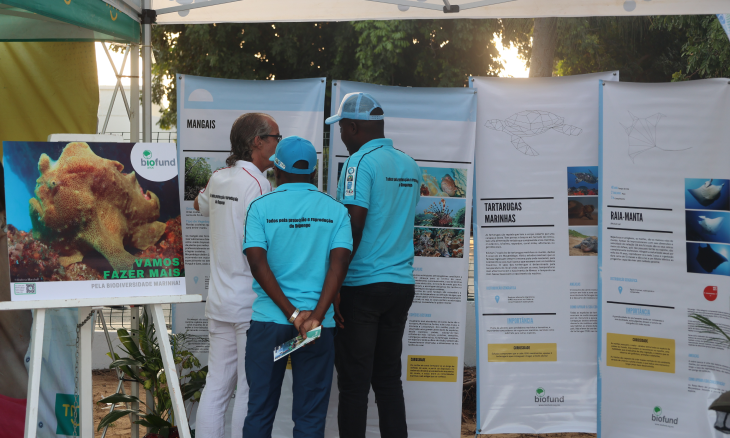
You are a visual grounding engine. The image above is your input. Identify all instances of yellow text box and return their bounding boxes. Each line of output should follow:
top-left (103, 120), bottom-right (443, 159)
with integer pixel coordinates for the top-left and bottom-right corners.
top-left (607, 333), bottom-right (675, 373)
top-left (487, 343), bottom-right (557, 362)
top-left (406, 355), bottom-right (458, 382)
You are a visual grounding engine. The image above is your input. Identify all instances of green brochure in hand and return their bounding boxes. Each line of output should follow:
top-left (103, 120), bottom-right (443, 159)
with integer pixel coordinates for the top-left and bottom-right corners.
top-left (273, 326), bottom-right (322, 361)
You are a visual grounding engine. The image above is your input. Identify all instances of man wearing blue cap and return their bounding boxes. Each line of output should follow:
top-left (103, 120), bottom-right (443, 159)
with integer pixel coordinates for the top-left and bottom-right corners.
top-left (326, 93), bottom-right (421, 438)
top-left (242, 135), bottom-right (353, 438)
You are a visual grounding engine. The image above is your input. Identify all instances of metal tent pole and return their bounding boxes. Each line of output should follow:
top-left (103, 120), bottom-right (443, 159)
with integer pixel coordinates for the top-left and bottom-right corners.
top-left (130, 43), bottom-right (140, 143)
top-left (129, 40), bottom-right (141, 438)
top-left (142, 0), bottom-right (153, 143)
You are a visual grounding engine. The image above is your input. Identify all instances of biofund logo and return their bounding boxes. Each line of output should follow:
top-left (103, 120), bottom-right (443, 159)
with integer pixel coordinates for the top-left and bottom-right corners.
top-left (652, 406), bottom-right (678, 427)
top-left (140, 149), bottom-right (175, 169)
top-left (534, 387), bottom-right (564, 405)
top-left (131, 143), bottom-right (178, 182)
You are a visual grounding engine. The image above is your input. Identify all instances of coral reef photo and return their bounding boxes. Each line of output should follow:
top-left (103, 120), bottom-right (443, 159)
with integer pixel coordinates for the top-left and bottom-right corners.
top-left (567, 166), bottom-right (598, 196)
top-left (414, 227), bottom-right (465, 258)
top-left (420, 167), bottom-right (467, 198)
top-left (414, 197), bottom-right (466, 228)
top-left (4, 141), bottom-right (184, 282)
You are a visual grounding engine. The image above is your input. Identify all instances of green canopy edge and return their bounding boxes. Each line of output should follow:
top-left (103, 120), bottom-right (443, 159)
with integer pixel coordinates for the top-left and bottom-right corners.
top-left (0, 0), bottom-right (139, 42)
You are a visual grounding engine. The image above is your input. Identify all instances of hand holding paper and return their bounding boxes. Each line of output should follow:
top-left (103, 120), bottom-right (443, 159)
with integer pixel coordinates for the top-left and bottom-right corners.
top-left (273, 326), bottom-right (322, 362)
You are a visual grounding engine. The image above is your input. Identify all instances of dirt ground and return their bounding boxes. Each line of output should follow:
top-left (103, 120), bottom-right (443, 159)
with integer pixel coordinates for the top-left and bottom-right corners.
top-left (93, 369), bottom-right (595, 438)
top-left (568, 236), bottom-right (597, 257)
top-left (94, 370), bottom-right (132, 438)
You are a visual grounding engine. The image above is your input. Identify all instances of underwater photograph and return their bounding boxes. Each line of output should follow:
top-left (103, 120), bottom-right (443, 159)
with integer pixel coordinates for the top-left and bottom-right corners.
top-left (419, 167), bottom-right (467, 198)
top-left (567, 166), bottom-right (598, 196)
top-left (3, 141), bottom-right (185, 283)
top-left (687, 242), bottom-right (730, 277)
top-left (685, 210), bottom-right (730, 245)
top-left (568, 197), bottom-right (598, 226)
top-left (413, 227), bottom-right (465, 258)
top-left (569, 227), bottom-right (598, 257)
top-left (414, 197), bottom-right (466, 228)
top-left (685, 178), bottom-right (730, 211)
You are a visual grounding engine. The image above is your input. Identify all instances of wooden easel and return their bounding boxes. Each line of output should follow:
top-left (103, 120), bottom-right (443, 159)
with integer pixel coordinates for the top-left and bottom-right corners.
top-left (0, 295), bottom-right (201, 438)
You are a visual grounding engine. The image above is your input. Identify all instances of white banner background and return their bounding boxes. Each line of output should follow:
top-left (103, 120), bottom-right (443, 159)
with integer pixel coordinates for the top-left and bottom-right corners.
top-left (473, 72), bottom-right (617, 434)
top-left (598, 79), bottom-right (730, 438)
top-left (323, 80), bottom-right (475, 437)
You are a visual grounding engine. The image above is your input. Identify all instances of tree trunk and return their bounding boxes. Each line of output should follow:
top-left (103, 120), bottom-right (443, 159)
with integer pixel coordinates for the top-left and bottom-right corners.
top-left (529, 17), bottom-right (558, 77)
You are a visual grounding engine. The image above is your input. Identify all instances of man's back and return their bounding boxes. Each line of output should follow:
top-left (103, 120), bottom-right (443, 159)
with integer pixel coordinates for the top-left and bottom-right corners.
top-left (198, 160), bottom-right (271, 322)
top-left (243, 183), bottom-right (352, 327)
top-left (337, 138), bottom-right (421, 286)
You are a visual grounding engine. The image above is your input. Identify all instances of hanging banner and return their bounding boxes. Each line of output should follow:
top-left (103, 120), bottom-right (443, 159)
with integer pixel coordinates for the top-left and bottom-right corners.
top-left (473, 71), bottom-right (617, 434)
top-left (174, 74), bottom-right (325, 364)
top-left (2, 141), bottom-right (185, 301)
top-left (321, 80), bottom-right (475, 437)
top-left (598, 79), bottom-right (730, 437)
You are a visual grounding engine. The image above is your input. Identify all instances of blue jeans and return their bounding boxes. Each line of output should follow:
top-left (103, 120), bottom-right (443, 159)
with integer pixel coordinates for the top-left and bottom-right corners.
top-left (243, 321), bottom-right (335, 438)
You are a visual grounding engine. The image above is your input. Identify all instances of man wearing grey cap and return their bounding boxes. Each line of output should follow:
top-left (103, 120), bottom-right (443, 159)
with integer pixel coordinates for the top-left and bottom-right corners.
top-left (327, 93), bottom-right (421, 438)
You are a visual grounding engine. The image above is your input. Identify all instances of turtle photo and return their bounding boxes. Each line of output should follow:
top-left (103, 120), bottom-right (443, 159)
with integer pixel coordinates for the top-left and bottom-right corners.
top-left (485, 110), bottom-right (582, 156)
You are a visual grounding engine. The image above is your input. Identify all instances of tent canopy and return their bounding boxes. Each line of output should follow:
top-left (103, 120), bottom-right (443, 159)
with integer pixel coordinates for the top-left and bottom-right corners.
top-left (153, 0), bottom-right (730, 24)
top-left (0, 0), bottom-right (139, 42)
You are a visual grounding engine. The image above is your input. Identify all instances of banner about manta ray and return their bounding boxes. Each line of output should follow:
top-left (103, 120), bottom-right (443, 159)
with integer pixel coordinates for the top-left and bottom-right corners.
top-left (473, 71), bottom-right (617, 434)
top-left (598, 79), bottom-right (730, 438)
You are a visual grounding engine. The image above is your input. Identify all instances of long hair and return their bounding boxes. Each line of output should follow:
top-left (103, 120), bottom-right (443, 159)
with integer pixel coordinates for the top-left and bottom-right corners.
top-left (226, 113), bottom-right (275, 166)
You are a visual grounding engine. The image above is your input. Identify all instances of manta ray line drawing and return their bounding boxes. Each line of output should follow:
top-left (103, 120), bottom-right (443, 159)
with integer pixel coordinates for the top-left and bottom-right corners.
top-left (621, 112), bottom-right (692, 162)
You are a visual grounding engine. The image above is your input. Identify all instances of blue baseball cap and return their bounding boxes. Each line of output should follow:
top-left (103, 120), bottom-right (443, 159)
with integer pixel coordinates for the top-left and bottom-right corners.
top-left (325, 92), bottom-right (384, 125)
top-left (269, 136), bottom-right (317, 174)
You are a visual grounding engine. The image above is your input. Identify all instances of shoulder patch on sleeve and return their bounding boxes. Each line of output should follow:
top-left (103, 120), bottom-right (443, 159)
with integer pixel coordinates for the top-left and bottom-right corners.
top-left (344, 166), bottom-right (357, 197)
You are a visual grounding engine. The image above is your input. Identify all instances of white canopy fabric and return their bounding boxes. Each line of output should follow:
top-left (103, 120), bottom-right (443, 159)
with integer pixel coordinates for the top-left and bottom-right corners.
top-left (154, 0), bottom-right (730, 24)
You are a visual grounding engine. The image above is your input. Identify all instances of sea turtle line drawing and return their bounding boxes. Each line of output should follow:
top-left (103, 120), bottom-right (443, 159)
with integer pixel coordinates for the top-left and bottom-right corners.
top-left (485, 110), bottom-right (582, 156)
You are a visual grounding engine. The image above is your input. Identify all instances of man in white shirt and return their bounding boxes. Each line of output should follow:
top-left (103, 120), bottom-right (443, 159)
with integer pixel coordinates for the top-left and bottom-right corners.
top-left (194, 112), bottom-right (281, 438)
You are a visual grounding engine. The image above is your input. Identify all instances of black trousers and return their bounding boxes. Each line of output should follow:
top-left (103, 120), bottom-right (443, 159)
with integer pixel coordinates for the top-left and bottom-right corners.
top-left (334, 282), bottom-right (416, 438)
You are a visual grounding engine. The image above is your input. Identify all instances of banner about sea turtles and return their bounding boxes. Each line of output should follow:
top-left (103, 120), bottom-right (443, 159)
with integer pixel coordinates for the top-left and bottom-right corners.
top-left (598, 79), bottom-right (730, 438)
top-left (473, 71), bottom-right (617, 434)
top-left (2, 141), bottom-right (185, 301)
top-left (326, 80), bottom-right (475, 438)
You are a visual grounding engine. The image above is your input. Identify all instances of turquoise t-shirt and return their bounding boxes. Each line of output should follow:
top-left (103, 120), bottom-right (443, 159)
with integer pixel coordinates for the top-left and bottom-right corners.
top-left (242, 183), bottom-right (353, 327)
top-left (336, 138), bottom-right (421, 286)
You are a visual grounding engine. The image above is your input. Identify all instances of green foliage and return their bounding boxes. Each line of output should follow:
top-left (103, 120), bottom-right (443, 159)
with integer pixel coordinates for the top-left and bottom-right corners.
top-left (652, 15), bottom-right (730, 81)
top-left (691, 314), bottom-right (730, 346)
top-left (185, 157), bottom-right (212, 187)
top-left (552, 17), bottom-right (685, 82)
top-left (99, 311), bottom-right (206, 437)
top-left (352, 20), bottom-right (502, 86)
top-left (568, 229), bottom-right (589, 239)
top-left (151, 20), bottom-right (506, 128)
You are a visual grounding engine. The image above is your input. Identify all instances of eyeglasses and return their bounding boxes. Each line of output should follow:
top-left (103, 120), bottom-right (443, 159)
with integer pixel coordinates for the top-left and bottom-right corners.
top-left (260, 134), bottom-right (283, 143)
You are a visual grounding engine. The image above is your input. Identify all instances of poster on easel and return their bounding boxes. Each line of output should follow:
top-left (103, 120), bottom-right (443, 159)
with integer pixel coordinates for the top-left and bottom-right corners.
top-left (321, 80), bottom-right (475, 438)
top-left (1, 139), bottom-right (186, 436)
top-left (473, 71), bottom-right (617, 434)
top-left (173, 74), bottom-right (326, 363)
top-left (598, 79), bottom-right (730, 437)
top-left (2, 140), bottom-right (186, 301)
